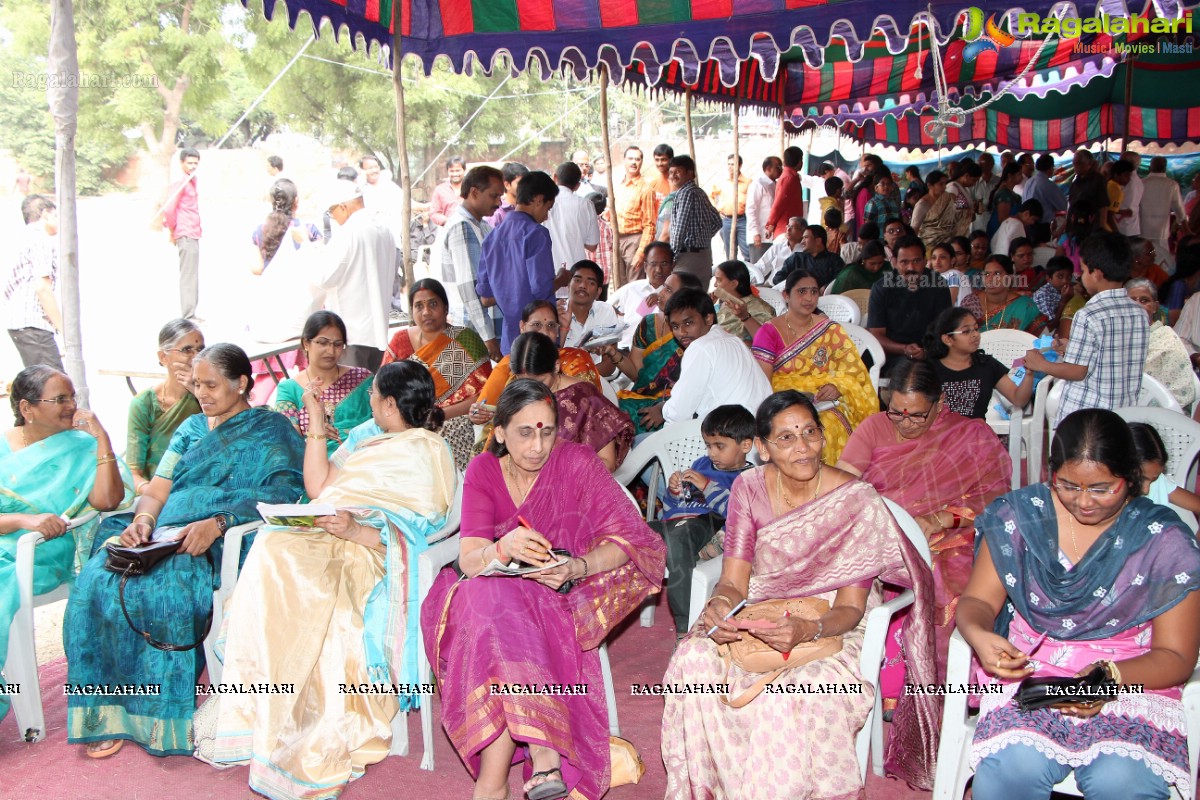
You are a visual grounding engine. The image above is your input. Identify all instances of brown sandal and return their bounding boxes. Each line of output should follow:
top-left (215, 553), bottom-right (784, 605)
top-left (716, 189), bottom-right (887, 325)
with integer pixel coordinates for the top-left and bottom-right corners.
top-left (85, 739), bottom-right (123, 759)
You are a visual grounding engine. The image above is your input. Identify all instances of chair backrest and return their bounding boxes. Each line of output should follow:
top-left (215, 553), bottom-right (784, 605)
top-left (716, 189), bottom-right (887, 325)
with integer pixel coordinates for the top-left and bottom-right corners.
top-left (612, 418), bottom-right (707, 490)
top-left (757, 286), bottom-right (787, 316)
top-left (1115, 405), bottom-right (1200, 487)
top-left (428, 473), bottom-right (464, 543)
top-left (842, 289), bottom-right (872, 320)
top-left (1138, 373), bottom-right (1184, 413)
top-left (818, 294), bottom-right (862, 326)
top-left (881, 498), bottom-right (933, 567)
top-left (841, 323), bottom-right (885, 390)
top-left (979, 329), bottom-right (1036, 372)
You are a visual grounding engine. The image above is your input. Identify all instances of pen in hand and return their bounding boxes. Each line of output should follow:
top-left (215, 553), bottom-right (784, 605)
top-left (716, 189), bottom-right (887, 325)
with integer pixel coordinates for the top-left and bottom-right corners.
top-left (706, 599), bottom-right (748, 638)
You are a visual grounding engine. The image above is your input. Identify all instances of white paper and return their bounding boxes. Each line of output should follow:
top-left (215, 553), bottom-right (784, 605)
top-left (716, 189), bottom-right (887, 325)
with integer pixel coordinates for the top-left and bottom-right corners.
top-left (257, 502), bottom-right (337, 527)
top-left (478, 557), bottom-right (568, 577)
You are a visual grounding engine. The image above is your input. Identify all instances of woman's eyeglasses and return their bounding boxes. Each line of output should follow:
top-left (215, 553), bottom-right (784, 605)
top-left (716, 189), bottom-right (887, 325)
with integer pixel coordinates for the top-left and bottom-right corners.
top-left (886, 407), bottom-right (933, 423)
top-left (885, 227), bottom-right (904, 235)
top-left (1051, 477), bottom-right (1126, 497)
top-left (765, 427), bottom-right (824, 448)
top-left (37, 394), bottom-right (77, 405)
top-left (526, 321), bottom-right (562, 333)
top-left (166, 345), bottom-right (203, 356)
top-left (308, 338), bottom-right (346, 349)
top-left (948, 326), bottom-right (981, 336)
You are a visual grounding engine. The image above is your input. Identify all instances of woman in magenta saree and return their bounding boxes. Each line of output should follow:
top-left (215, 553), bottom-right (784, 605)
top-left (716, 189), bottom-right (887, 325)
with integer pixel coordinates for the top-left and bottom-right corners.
top-left (661, 391), bottom-right (941, 798)
top-left (836, 358), bottom-right (1011, 713)
top-left (421, 379), bottom-right (665, 800)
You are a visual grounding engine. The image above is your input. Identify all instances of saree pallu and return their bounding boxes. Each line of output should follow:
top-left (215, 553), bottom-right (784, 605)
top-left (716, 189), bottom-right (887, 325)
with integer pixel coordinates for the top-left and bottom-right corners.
top-left (971, 487), bottom-right (1200, 796)
top-left (420, 443), bottom-right (665, 800)
top-left (0, 431), bottom-right (128, 722)
top-left (383, 324), bottom-right (492, 408)
top-left (618, 315), bottom-right (683, 435)
top-left (917, 190), bottom-right (960, 246)
top-left (853, 411), bottom-right (1011, 706)
top-left (126, 388), bottom-right (201, 478)
top-left (274, 368), bottom-right (373, 456)
top-left (717, 294), bottom-right (776, 344)
top-left (65, 408), bottom-right (305, 756)
top-left (211, 426), bottom-right (455, 800)
top-left (661, 479), bottom-right (941, 797)
top-left (751, 317), bottom-right (877, 464)
top-left (555, 382), bottom-right (635, 468)
top-left (479, 348), bottom-right (603, 406)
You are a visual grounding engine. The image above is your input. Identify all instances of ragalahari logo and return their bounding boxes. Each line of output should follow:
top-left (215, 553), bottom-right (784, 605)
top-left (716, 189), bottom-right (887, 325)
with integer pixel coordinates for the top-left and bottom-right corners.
top-left (960, 7), bottom-right (1017, 62)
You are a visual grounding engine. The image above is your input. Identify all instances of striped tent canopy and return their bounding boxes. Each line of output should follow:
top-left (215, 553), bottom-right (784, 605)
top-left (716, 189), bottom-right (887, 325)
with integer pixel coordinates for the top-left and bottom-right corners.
top-left (247, 0), bottom-right (1190, 80)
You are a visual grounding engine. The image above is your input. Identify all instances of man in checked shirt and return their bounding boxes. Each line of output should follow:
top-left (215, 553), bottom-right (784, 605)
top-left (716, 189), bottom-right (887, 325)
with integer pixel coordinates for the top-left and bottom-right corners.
top-left (668, 155), bottom-right (722, 284)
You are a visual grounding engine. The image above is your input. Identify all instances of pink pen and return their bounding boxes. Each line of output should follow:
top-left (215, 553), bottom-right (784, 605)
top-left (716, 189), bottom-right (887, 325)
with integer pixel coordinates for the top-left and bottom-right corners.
top-left (1024, 630), bottom-right (1049, 657)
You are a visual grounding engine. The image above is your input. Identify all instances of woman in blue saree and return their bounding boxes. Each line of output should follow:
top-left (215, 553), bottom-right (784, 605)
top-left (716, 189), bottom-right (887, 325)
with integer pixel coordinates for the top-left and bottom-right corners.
top-left (205, 360), bottom-right (456, 800)
top-left (0, 366), bottom-right (127, 724)
top-left (64, 344), bottom-right (305, 759)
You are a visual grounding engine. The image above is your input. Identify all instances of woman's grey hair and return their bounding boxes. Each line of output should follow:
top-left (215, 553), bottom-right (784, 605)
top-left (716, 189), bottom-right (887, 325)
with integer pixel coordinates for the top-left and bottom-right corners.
top-left (1125, 277), bottom-right (1158, 302)
top-left (157, 318), bottom-right (202, 351)
top-left (193, 343), bottom-right (255, 396)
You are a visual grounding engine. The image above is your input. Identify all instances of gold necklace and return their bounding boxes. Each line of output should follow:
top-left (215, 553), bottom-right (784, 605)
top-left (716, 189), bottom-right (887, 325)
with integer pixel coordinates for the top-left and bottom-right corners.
top-left (776, 465), bottom-right (823, 509)
top-left (505, 455), bottom-right (536, 504)
top-left (1065, 512), bottom-right (1081, 561)
top-left (982, 293), bottom-right (1011, 331)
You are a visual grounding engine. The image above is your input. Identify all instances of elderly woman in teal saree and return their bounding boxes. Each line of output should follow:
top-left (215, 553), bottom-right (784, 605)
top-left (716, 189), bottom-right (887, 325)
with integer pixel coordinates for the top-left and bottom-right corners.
top-left (0, 366), bottom-right (128, 725)
top-left (64, 345), bottom-right (305, 759)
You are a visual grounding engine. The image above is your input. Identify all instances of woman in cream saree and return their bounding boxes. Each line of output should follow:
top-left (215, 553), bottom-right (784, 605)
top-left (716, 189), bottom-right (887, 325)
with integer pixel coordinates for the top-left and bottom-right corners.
top-left (208, 361), bottom-right (456, 800)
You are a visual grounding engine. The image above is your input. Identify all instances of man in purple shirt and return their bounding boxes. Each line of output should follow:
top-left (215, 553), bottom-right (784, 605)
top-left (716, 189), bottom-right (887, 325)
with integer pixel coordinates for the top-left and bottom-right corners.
top-left (477, 170), bottom-right (563, 354)
top-left (163, 147), bottom-right (202, 321)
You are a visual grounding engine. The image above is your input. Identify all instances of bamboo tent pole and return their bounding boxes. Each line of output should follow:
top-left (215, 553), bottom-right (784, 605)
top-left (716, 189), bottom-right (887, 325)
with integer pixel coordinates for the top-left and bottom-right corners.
top-left (685, 88), bottom-right (697, 160)
top-left (600, 67), bottom-right (623, 290)
top-left (729, 96), bottom-right (740, 261)
top-left (391, 11), bottom-right (412, 303)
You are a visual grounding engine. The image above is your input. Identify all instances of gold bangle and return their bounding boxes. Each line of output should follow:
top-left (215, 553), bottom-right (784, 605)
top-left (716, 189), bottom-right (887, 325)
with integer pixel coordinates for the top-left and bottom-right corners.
top-left (305, 432), bottom-right (326, 441)
top-left (135, 480), bottom-right (150, 495)
top-left (97, 454), bottom-right (116, 465)
top-left (133, 512), bottom-right (157, 528)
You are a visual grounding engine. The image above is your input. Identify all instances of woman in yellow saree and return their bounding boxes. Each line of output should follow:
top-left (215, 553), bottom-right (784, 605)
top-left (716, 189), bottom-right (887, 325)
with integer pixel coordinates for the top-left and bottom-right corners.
top-left (206, 360), bottom-right (456, 800)
top-left (751, 269), bottom-right (878, 464)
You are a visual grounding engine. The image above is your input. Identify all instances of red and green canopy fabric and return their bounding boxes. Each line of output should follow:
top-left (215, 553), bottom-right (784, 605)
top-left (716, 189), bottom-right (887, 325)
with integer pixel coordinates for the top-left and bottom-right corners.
top-left (248, 0), bottom-right (1190, 80)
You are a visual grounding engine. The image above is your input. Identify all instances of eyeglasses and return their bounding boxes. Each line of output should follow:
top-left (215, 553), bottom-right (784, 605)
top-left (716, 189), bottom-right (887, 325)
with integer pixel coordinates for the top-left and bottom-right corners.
top-left (36, 394), bottom-right (77, 405)
top-left (526, 321), bottom-right (561, 332)
top-left (765, 427), bottom-right (824, 448)
top-left (308, 337), bottom-right (346, 349)
top-left (886, 406), bottom-right (934, 423)
top-left (1052, 476), bottom-right (1126, 498)
top-left (166, 345), bottom-right (202, 357)
top-left (646, 260), bottom-right (673, 269)
top-left (885, 227), bottom-right (904, 235)
top-left (948, 326), bottom-right (981, 336)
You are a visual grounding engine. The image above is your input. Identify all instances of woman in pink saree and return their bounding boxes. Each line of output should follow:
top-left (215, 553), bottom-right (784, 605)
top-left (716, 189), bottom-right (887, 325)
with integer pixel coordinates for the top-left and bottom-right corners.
top-left (662, 390), bottom-right (941, 799)
top-left (837, 358), bottom-right (1011, 714)
top-left (420, 378), bottom-right (665, 800)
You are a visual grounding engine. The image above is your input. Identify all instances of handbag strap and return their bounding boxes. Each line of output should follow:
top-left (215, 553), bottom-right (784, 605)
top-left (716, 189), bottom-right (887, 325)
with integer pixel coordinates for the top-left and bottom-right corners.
top-left (116, 551), bottom-right (214, 653)
top-left (717, 645), bottom-right (789, 708)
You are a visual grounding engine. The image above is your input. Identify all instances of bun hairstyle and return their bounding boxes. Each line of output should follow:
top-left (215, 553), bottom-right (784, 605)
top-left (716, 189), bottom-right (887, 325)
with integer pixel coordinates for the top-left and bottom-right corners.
top-left (886, 357), bottom-right (942, 403)
top-left (260, 179), bottom-right (299, 264)
top-left (157, 318), bottom-right (202, 351)
top-left (510, 331), bottom-right (559, 377)
top-left (923, 307), bottom-right (984, 364)
top-left (487, 378), bottom-right (557, 458)
top-left (373, 361), bottom-right (445, 431)
top-left (194, 343), bottom-right (255, 397)
top-left (10, 365), bottom-right (64, 426)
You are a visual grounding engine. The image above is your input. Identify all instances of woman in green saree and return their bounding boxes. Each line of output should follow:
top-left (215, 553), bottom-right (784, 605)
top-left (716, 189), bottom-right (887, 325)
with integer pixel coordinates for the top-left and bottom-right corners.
top-left (126, 319), bottom-right (203, 495)
top-left (273, 311), bottom-right (373, 456)
top-left (614, 270), bottom-right (705, 434)
top-left (0, 366), bottom-right (128, 724)
top-left (65, 344), bottom-right (306, 759)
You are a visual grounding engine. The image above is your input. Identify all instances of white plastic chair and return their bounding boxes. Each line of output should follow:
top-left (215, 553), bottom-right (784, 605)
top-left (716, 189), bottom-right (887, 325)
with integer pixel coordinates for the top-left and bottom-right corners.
top-left (842, 289), bottom-right (872, 321)
top-left (980, 330), bottom-right (1037, 489)
top-left (685, 497), bottom-right (933, 783)
top-left (204, 522), bottom-right (259, 688)
top-left (1027, 376), bottom-right (1065, 485)
top-left (1139, 373), bottom-right (1184, 413)
top-left (932, 628), bottom-right (1200, 800)
top-left (841, 323), bottom-right (886, 392)
top-left (756, 285), bottom-right (787, 316)
top-left (818, 294), bottom-right (862, 326)
top-left (4, 509), bottom-right (97, 742)
top-left (1116, 405), bottom-right (1200, 490)
top-left (612, 419), bottom-right (708, 524)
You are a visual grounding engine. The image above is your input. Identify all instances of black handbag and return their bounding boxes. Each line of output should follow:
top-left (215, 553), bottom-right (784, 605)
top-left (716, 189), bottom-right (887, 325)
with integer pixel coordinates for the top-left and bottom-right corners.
top-left (104, 539), bottom-right (214, 652)
top-left (1014, 666), bottom-right (1118, 712)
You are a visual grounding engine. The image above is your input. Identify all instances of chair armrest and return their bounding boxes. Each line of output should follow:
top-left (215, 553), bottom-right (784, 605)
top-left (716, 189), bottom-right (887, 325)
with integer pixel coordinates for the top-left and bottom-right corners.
top-left (15, 531), bottom-right (48, 610)
top-left (687, 556), bottom-right (725, 629)
top-left (220, 522), bottom-right (258, 591)
top-left (944, 629), bottom-right (976, 722)
top-left (418, 534), bottom-right (461, 597)
top-left (858, 590), bottom-right (914, 688)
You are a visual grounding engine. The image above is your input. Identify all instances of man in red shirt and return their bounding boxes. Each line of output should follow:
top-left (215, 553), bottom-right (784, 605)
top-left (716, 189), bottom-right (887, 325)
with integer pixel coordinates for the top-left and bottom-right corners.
top-left (766, 146), bottom-right (805, 240)
top-left (163, 147), bottom-right (202, 321)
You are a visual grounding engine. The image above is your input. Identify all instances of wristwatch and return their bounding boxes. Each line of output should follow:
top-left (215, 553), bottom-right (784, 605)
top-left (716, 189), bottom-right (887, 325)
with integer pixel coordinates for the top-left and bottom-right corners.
top-left (212, 514), bottom-right (230, 535)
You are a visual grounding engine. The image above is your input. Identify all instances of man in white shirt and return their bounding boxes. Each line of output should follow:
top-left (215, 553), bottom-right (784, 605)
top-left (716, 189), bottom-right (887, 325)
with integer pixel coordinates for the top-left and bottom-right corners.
top-left (751, 217), bottom-right (805, 285)
top-left (561, 261), bottom-right (619, 348)
top-left (991, 199), bottom-right (1042, 260)
top-left (801, 162), bottom-right (838, 226)
top-left (1140, 156), bottom-right (1189, 272)
top-left (1117, 150), bottom-right (1144, 237)
top-left (746, 156), bottom-right (781, 264)
top-left (545, 162), bottom-right (600, 270)
top-left (659, 288), bottom-right (771, 426)
top-left (610, 241), bottom-right (674, 349)
top-left (358, 154), bottom-right (408, 311)
top-left (318, 180), bottom-right (396, 371)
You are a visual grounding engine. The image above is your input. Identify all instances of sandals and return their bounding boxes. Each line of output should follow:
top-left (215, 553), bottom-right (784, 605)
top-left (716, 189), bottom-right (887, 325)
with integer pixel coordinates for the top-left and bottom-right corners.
top-left (85, 739), bottom-right (123, 759)
top-left (524, 767), bottom-right (567, 800)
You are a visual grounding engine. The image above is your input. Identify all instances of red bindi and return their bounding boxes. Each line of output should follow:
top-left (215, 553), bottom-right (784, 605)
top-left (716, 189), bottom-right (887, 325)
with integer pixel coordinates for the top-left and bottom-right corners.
top-left (536, 421), bottom-right (543, 429)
